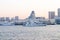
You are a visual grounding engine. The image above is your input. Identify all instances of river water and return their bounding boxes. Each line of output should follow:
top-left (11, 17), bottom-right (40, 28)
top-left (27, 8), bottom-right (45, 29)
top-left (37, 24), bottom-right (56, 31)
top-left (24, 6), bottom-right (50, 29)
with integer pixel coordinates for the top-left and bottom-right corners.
top-left (0, 25), bottom-right (60, 40)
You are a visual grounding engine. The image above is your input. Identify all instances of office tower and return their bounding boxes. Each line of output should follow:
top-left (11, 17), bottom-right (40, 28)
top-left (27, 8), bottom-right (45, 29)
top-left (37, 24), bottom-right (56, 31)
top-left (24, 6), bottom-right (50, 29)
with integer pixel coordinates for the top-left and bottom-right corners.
top-left (29, 11), bottom-right (35, 19)
top-left (58, 8), bottom-right (60, 17)
top-left (49, 11), bottom-right (55, 19)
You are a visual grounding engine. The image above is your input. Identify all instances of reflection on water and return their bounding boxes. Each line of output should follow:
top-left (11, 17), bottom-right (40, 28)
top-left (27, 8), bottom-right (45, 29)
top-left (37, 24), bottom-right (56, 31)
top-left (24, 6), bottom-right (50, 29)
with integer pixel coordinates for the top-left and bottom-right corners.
top-left (0, 25), bottom-right (60, 40)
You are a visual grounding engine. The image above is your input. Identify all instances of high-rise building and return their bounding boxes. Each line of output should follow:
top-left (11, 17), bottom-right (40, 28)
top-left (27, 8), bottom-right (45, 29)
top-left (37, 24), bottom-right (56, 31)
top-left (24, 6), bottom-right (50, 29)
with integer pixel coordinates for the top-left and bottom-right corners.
top-left (58, 8), bottom-right (60, 17)
top-left (49, 11), bottom-right (55, 19)
top-left (29, 11), bottom-right (35, 19)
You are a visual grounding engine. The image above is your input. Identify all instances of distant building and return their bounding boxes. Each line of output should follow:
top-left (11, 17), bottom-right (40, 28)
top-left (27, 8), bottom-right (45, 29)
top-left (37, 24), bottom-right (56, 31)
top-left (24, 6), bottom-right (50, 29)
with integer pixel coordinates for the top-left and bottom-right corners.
top-left (58, 8), bottom-right (60, 17)
top-left (0, 17), bottom-right (5, 21)
top-left (28, 11), bottom-right (35, 19)
top-left (55, 17), bottom-right (60, 24)
top-left (5, 17), bottom-right (10, 21)
top-left (49, 11), bottom-right (55, 19)
top-left (11, 18), bottom-right (14, 21)
top-left (15, 16), bottom-right (19, 21)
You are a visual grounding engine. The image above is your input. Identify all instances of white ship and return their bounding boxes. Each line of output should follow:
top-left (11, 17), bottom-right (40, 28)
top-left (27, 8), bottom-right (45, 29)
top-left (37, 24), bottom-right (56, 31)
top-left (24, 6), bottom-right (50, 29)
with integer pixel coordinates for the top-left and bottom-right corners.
top-left (12, 11), bottom-right (47, 26)
top-left (24, 11), bottom-right (47, 26)
top-left (25, 19), bottom-right (46, 27)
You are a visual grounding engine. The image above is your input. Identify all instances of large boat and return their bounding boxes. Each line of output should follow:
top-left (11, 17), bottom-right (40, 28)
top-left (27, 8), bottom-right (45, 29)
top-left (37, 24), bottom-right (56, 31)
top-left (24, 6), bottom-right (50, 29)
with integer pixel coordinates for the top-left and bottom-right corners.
top-left (25, 19), bottom-right (46, 27)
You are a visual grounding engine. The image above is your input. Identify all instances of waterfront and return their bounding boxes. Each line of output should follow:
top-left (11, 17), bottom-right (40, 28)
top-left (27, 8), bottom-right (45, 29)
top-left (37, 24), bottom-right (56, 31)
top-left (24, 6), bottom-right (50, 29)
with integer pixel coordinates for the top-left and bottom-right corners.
top-left (0, 25), bottom-right (60, 40)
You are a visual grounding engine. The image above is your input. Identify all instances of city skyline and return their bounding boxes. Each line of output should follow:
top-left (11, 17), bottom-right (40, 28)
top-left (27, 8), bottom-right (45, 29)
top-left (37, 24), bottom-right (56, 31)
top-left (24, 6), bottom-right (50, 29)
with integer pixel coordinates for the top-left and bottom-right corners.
top-left (0, 8), bottom-right (59, 19)
top-left (0, 0), bottom-right (60, 19)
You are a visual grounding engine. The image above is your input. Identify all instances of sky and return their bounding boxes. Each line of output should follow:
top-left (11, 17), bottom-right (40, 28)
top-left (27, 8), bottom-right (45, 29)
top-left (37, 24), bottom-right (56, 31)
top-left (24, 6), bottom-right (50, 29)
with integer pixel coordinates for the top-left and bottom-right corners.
top-left (0, 0), bottom-right (60, 19)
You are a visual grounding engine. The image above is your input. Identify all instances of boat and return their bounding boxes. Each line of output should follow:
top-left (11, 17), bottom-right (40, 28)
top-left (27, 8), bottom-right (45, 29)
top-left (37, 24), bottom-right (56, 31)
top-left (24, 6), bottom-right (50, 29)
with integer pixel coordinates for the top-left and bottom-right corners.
top-left (25, 19), bottom-right (46, 27)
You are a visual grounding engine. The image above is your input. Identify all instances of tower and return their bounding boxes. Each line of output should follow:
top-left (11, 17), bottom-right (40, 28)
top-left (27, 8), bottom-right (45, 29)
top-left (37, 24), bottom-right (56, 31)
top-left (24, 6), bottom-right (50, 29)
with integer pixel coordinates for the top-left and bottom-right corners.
top-left (49, 11), bottom-right (55, 19)
top-left (58, 8), bottom-right (60, 17)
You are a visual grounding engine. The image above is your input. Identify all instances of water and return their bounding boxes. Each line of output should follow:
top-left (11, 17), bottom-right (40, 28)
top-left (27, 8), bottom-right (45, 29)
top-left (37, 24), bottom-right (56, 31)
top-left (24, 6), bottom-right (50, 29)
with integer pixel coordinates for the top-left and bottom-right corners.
top-left (0, 25), bottom-right (60, 40)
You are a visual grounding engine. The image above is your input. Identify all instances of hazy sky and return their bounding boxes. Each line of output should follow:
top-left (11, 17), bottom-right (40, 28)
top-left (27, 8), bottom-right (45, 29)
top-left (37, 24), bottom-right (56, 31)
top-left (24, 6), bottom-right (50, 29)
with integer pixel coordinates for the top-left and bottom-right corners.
top-left (0, 0), bottom-right (60, 19)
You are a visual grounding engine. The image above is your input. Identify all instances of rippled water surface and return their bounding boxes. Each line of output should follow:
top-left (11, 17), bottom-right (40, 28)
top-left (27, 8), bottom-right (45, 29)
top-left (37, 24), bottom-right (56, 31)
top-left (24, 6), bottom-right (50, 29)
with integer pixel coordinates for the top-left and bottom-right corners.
top-left (0, 25), bottom-right (60, 40)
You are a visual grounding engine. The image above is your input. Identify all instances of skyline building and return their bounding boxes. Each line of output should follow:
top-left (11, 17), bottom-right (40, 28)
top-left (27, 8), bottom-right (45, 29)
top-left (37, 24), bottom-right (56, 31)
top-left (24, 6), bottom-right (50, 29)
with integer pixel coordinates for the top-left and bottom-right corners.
top-left (0, 17), bottom-right (5, 21)
top-left (15, 16), bottom-right (19, 21)
top-left (49, 11), bottom-right (55, 19)
top-left (58, 8), bottom-right (60, 17)
top-left (5, 17), bottom-right (10, 21)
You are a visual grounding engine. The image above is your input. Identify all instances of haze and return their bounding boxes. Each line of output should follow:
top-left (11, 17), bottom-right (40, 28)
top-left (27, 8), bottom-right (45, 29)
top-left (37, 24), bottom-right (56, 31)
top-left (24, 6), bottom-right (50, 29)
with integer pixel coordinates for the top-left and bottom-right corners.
top-left (0, 0), bottom-right (60, 19)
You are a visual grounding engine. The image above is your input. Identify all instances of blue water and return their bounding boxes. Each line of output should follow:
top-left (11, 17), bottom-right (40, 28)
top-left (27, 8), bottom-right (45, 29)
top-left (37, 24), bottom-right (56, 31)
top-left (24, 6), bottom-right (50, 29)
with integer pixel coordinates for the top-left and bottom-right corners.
top-left (0, 25), bottom-right (60, 40)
